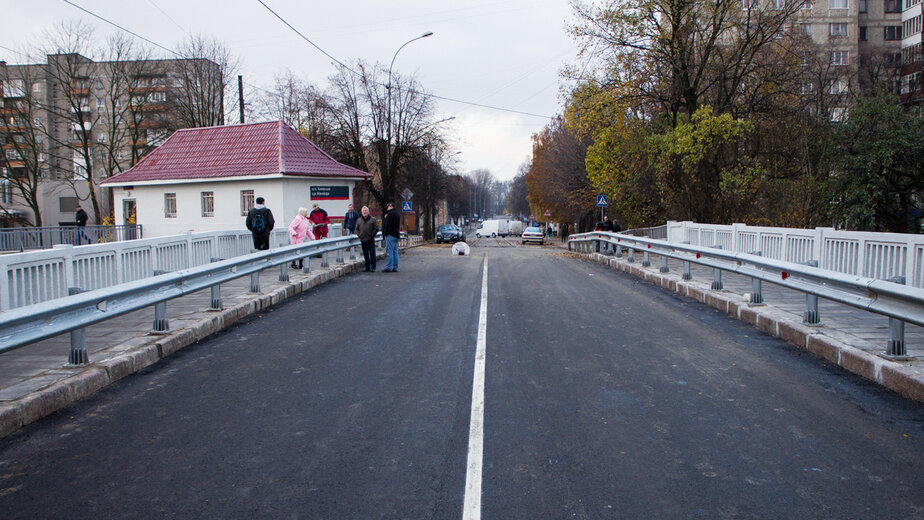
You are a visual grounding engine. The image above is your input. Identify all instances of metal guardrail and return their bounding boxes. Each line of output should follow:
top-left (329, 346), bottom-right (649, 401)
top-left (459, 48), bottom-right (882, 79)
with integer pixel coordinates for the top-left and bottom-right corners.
top-left (0, 225), bottom-right (142, 252)
top-left (0, 233), bottom-right (420, 357)
top-left (569, 231), bottom-right (924, 357)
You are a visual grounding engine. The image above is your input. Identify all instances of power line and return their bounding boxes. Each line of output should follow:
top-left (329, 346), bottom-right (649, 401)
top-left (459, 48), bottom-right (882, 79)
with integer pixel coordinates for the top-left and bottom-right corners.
top-left (256, 0), bottom-right (554, 120)
top-left (256, 0), bottom-right (359, 76)
top-left (62, 0), bottom-right (180, 57)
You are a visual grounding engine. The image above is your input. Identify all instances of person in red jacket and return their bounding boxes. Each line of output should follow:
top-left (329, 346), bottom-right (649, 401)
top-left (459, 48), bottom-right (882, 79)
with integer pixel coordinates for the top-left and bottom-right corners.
top-left (309, 203), bottom-right (329, 239)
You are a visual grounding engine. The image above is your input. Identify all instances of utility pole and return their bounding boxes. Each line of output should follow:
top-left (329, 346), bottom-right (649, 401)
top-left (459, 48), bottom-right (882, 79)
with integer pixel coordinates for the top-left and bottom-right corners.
top-left (238, 75), bottom-right (245, 124)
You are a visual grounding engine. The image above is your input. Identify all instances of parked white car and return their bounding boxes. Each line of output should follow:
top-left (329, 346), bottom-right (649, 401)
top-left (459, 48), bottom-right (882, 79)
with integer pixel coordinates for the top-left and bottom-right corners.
top-left (521, 226), bottom-right (544, 245)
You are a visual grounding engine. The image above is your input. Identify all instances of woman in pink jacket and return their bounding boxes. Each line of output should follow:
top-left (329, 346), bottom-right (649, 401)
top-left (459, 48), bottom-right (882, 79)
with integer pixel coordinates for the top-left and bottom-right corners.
top-left (288, 207), bottom-right (315, 269)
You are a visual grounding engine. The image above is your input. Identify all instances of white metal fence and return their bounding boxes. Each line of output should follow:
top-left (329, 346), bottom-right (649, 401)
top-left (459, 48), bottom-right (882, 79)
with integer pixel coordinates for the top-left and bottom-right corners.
top-left (0, 228), bottom-right (296, 311)
top-left (666, 222), bottom-right (924, 288)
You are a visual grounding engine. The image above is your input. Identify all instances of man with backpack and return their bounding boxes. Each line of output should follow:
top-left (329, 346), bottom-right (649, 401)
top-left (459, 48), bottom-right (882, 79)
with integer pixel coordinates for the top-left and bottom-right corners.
top-left (246, 196), bottom-right (275, 250)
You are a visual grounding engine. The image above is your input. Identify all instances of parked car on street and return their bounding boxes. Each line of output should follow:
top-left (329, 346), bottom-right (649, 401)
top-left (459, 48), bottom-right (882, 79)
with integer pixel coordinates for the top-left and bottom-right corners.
top-left (436, 224), bottom-right (465, 243)
top-left (521, 226), bottom-right (544, 245)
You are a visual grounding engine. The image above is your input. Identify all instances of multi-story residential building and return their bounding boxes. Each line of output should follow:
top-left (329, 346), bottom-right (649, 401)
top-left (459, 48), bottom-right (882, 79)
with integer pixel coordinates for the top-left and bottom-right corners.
top-left (0, 53), bottom-right (222, 227)
top-left (798, 0), bottom-right (903, 117)
top-left (900, 0), bottom-right (923, 101)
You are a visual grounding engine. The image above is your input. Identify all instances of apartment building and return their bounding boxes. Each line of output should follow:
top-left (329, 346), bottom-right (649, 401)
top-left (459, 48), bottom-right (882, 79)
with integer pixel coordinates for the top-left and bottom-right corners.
top-left (900, 0), bottom-right (923, 101)
top-left (797, 0), bottom-right (903, 117)
top-left (0, 53), bottom-right (222, 227)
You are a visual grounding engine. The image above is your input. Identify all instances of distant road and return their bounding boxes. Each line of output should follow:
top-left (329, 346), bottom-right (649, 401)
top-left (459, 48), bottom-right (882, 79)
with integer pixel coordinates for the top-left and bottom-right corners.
top-left (1, 241), bottom-right (922, 519)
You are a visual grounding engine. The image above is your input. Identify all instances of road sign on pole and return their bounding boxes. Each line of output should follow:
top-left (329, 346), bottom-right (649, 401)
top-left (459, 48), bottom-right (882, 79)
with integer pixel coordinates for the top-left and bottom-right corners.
top-left (401, 201), bottom-right (413, 212)
top-left (596, 195), bottom-right (609, 207)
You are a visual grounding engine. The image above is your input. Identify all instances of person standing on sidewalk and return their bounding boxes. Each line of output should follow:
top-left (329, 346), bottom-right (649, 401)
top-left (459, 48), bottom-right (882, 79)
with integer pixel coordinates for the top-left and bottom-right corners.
top-left (355, 205), bottom-right (379, 272)
top-left (382, 202), bottom-right (401, 272)
top-left (287, 207), bottom-right (314, 269)
top-left (74, 204), bottom-right (90, 245)
top-left (309, 203), bottom-right (329, 239)
top-left (246, 196), bottom-right (275, 250)
top-left (344, 203), bottom-right (359, 236)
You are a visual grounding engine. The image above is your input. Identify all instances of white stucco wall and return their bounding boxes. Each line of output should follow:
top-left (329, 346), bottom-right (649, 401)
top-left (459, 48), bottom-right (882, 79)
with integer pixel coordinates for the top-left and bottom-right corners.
top-left (110, 177), bottom-right (357, 238)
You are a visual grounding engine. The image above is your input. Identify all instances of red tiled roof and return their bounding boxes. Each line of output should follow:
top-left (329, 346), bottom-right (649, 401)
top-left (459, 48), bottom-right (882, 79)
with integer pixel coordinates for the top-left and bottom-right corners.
top-left (101, 121), bottom-right (369, 184)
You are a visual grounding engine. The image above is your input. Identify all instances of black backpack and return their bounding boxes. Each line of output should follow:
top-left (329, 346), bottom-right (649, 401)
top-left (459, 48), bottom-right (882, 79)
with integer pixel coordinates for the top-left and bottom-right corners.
top-left (251, 212), bottom-right (267, 234)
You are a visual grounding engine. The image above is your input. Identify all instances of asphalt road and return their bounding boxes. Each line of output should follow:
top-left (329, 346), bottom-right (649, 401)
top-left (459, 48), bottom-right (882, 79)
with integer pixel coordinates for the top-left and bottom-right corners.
top-left (1, 237), bottom-right (922, 519)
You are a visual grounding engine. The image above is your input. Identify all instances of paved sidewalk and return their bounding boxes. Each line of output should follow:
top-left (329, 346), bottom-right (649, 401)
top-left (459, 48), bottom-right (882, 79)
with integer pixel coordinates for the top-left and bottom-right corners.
top-left (562, 240), bottom-right (924, 404)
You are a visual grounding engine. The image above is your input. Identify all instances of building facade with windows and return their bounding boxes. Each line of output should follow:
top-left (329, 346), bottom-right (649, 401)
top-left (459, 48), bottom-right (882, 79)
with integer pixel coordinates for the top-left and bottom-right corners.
top-left (797, 0), bottom-right (903, 117)
top-left (100, 121), bottom-right (371, 238)
top-left (0, 54), bottom-right (222, 227)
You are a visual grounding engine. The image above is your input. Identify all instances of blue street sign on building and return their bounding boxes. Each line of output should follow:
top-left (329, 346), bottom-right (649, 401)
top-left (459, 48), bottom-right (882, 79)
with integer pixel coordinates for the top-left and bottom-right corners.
top-left (596, 195), bottom-right (609, 207)
top-left (402, 201), bottom-right (413, 212)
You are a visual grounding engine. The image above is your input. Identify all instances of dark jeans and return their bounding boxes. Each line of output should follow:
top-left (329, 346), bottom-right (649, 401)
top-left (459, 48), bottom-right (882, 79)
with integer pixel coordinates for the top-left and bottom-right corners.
top-left (252, 234), bottom-right (270, 250)
top-left (361, 240), bottom-right (376, 270)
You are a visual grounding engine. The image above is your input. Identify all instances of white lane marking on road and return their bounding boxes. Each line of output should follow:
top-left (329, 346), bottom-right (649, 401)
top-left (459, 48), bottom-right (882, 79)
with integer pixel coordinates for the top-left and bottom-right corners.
top-left (463, 255), bottom-right (489, 520)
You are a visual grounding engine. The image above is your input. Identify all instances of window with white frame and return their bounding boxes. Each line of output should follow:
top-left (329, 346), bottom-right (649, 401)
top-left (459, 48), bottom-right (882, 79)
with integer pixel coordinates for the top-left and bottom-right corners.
top-left (801, 81), bottom-right (815, 94)
top-left (859, 0), bottom-right (867, 11)
top-left (801, 0), bottom-right (813, 8)
top-left (830, 50), bottom-right (849, 66)
top-left (164, 193), bottom-right (177, 218)
top-left (801, 23), bottom-right (812, 36)
top-left (240, 189), bottom-right (254, 216)
top-left (829, 78), bottom-right (848, 94)
top-left (201, 191), bottom-right (214, 217)
top-left (829, 0), bottom-right (848, 8)
top-left (830, 23), bottom-right (848, 37)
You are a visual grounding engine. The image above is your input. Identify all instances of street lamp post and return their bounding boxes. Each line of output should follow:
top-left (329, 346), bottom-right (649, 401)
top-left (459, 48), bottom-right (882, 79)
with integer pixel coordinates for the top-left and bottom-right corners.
top-left (386, 31), bottom-right (433, 207)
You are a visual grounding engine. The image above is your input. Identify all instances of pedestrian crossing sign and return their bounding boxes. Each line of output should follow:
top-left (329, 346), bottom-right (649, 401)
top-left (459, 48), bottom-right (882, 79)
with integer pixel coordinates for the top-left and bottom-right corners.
top-left (596, 195), bottom-right (609, 207)
top-left (402, 201), bottom-right (413, 212)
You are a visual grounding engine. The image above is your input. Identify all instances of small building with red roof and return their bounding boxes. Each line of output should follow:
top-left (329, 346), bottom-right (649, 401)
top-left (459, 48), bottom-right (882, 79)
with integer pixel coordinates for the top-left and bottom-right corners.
top-left (101, 121), bottom-right (370, 237)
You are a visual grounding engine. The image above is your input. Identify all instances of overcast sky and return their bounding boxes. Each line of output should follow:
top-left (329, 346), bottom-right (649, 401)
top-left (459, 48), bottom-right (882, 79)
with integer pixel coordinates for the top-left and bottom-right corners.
top-left (1, 0), bottom-right (583, 181)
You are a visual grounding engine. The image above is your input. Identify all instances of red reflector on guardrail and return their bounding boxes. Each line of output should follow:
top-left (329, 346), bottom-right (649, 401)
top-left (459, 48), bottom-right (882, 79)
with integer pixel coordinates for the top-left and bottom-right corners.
top-left (782, 272), bottom-right (789, 280)
top-left (696, 253), bottom-right (701, 258)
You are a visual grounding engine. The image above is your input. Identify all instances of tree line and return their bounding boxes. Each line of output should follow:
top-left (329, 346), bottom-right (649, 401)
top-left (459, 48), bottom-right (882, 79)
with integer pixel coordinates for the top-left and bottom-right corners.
top-left (512, 0), bottom-right (924, 234)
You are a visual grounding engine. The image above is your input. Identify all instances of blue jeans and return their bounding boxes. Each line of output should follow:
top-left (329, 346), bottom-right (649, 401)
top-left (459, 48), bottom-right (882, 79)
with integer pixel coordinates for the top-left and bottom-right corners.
top-left (385, 235), bottom-right (399, 271)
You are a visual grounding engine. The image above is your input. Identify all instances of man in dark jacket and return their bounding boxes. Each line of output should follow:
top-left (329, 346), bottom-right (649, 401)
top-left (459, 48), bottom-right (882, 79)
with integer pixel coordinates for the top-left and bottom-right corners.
top-left (602, 216), bottom-right (614, 232)
top-left (355, 205), bottom-right (379, 272)
top-left (74, 204), bottom-right (89, 244)
top-left (344, 204), bottom-right (359, 235)
top-left (382, 202), bottom-right (401, 272)
top-left (245, 196), bottom-right (275, 250)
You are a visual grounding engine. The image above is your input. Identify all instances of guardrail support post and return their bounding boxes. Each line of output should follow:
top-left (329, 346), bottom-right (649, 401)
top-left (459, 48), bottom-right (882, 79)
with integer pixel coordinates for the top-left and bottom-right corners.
top-left (336, 247), bottom-right (344, 264)
top-left (250, 271), bottom-right (261, 293)
top-left (151, 270), bottom-right (170, 334)
top-left (711, 245), bottom-right (723, 290)
top-left (67, 287), bottom-right (89, 366)
top-left (302, 256), bottom-right (311, 274)
top-left (627, 247), bottom-right (635, 263)
top-left (279, 262), bottom-right (289, 282)
top-left (804, 295), bottom-right (820, 325)
top-left (660, 255), bottom-right (669, 273)
top-left (802, 261), bottom-right (820, 325)
top-left (885, 276), bottom-right (907, 357)
top-left (349, 246), bottom-right (356, 260)
top-left (748, 251), bottom-right (763, 305)
top-left (595, 239), bottom-right (601, 253)
top-left (683, 260), bottom-right (692, 280)
top-left (615, 244), bottom-right (623, 258)
top-left (208, 258), bottom-right (223, 311)
top-left (642, 250), bottom-right (651, 267)
top-left (321, 251), bottom-right (330, 268)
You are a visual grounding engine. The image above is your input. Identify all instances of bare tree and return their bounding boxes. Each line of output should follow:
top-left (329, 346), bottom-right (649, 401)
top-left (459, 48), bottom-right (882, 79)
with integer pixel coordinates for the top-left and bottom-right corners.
top-left (169, 35), bottom-right (237, 128)
top-left (0, 61), bottom-right (48, 225)
top-left (39, 21), bottom-right (106, 223)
